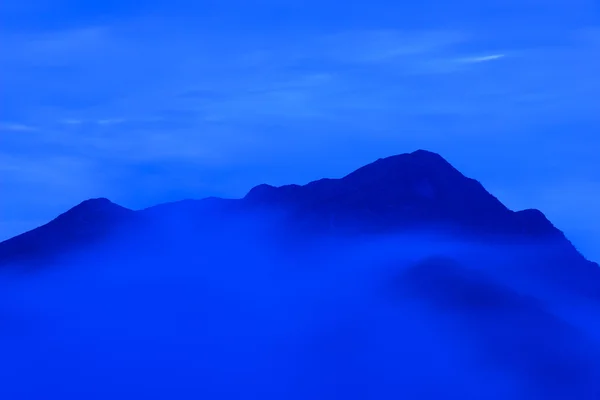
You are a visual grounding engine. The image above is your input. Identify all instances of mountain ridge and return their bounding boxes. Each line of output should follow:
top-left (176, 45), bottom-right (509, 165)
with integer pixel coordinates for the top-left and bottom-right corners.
top-left (0, 150), bottom-right (595, 268)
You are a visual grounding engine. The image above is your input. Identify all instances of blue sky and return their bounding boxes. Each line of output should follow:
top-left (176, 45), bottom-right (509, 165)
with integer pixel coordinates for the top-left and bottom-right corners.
top-left (1, 0), bottom-right (599, 259)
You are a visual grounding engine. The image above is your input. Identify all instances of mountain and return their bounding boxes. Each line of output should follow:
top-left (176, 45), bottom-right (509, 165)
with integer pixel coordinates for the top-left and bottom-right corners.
top-left (0, 150), bottom-right (595, 271)
top-left (242, 150), bottom-right (562, 238)
top-left (0, 198), bottom-right (139, 267)
top-left (2, 150), bottom-right (600, 400)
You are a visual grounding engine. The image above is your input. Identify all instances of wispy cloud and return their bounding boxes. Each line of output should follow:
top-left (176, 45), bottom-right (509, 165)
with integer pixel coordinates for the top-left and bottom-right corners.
top-left (0, 122), bottom-right (36, 132)
top-left (58, 118), bottom-right (126, 126)
top-left (458, 54), bottom-right (506, 63)
top-left (97, 118), bottom-right (126, 125)
top-left (3, 22), bottom-right (598, 136)
top-left (0, 25), bottom-right (476, 128)
top-left (60, 119), bottom-right (84, 125)
top-left (314, 29), bottom-right (467, 64)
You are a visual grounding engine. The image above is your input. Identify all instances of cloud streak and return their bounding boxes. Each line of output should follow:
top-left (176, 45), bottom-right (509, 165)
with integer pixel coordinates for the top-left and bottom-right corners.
top-left (0, 123), bottom-right (37, 132)
top-left (459, 54), bottom-right (506, 63)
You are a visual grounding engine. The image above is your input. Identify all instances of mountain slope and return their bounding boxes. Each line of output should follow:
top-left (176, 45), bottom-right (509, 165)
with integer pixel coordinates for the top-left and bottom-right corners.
top-left (0, 198), bottom-right (139, 267)
top-left (396, 256), bottom-right (600, 399)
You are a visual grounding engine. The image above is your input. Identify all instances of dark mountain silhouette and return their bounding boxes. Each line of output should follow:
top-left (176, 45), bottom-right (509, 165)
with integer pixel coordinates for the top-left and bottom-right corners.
top-left (0, 150), bottom-right (595, 271)
top-left (0, 198), bottom-right (139, 267)
top-left (242, 150), bottom-right (561, 238)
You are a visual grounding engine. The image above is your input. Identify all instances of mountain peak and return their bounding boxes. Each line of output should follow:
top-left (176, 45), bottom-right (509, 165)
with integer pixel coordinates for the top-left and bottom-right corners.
top-left (377, 149), bottom-right (452, 165)
top-left (408, 149), bottom-right (451, 163)
top-left (344, 149), bottom-right (461, 181)
top-left (73, 197), bottom-right (124, 211)
top-left (51, 197), bottom-right (132, 224)
top-left (77, 197), bottom-right (116, 207)
top-left (244, 151), bottom-right (459, 203)
top-left (0, 198), bottom-right (136, 267)
top-left (410, 149), bottom-right (441, 156)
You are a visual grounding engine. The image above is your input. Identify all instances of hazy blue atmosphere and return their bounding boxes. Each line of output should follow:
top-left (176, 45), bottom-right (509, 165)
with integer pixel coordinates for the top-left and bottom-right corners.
top-left (1, 210), bottom-right (600, 399)
top-left (1, 0), bottom-right (599, 259)
top-left (2, 2), bottom-right (600, 399)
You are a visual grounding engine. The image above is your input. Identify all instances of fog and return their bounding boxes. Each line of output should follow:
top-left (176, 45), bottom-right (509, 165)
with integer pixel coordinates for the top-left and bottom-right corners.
top-left (1, 212), bottom-right (599, 400)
